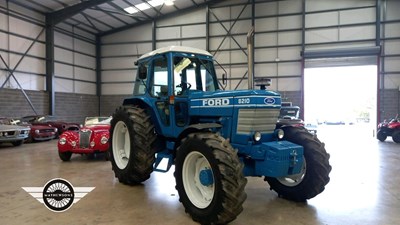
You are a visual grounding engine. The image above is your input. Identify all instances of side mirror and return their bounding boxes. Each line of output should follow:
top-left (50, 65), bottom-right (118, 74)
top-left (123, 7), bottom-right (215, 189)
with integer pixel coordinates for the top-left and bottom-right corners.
top-left (138, 65), bottom-right (147, 80)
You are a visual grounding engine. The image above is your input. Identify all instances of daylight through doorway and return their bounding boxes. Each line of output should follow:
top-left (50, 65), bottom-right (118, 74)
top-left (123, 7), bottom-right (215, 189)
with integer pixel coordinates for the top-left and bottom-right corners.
top-left (304, 65), bottom-right (377, 139)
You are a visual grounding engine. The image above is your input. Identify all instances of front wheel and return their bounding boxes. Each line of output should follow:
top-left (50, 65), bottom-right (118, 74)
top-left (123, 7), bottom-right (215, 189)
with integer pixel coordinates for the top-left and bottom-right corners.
top-left (109, 106), bottom-right (157, 184)
top-left (377, 129), bottom-right (387, 142)
top-left (265, 126), bottom-right (331, 201)
top-left (11, 140), bottom-right (23, 146)
top-left (175, 132), bottom-right (247, 224)
top-left (59, 151), bottom-right (72, 161)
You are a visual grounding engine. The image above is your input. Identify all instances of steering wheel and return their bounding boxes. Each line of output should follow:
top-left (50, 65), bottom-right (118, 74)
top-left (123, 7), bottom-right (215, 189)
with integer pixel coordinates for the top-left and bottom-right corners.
top-left (176, 81), bottom-right (191, 90)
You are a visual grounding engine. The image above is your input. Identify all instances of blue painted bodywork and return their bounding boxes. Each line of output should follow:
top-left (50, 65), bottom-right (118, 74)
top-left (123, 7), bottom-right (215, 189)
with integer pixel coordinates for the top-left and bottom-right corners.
top-left (123, 49), bottom-right (304, 178)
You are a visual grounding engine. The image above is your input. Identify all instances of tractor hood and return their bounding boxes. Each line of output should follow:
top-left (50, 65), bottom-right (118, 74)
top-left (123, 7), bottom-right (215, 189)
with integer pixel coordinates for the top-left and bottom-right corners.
top-left (189, 89), bottom-right (282, 117)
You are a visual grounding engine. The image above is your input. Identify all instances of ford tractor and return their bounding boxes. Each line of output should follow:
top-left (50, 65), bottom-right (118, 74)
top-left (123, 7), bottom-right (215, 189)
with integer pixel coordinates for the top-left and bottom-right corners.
top-left (109, 46), bottom-right (331, 224)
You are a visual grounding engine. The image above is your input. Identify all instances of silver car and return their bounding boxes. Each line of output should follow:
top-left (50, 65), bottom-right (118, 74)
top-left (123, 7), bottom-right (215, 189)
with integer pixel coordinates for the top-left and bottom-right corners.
top-left (0, 124), bottom-right (30, 146)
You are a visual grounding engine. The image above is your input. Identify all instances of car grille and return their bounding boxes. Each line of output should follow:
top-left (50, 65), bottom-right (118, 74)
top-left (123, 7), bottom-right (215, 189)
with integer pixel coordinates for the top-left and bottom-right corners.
top-left (40, 129), bottom-right (55, 133)
top-left (79, 130), bottom-right (92, 148)
top-left (237, 108), bottom-right (280, 134)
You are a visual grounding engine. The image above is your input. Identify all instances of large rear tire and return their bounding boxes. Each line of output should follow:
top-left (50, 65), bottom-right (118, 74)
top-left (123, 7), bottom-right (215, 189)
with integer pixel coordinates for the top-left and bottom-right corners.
top-left (175, 132), bottom-right (247, 224)
top-left (265, 126), bottom-right (331, 201)
top-left (109, 106), bottom-right (157, 184)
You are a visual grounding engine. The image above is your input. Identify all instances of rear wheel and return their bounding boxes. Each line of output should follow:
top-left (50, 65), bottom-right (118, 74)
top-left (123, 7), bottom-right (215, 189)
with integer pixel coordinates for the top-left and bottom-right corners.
top-left (109, 106), bottom-right (157, 184)
top-left (392, 130), bottom-right (400, 143)
top-left (265, 126), bottom-right (331, 201)
top-left (59, 151), bottom-right (72, 161)
top-left (175, 132), bottom-right (247, 224)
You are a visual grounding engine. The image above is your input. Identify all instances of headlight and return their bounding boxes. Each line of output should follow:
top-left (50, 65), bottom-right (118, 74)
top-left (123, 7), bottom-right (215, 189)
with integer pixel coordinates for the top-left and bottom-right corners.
top-left (101, 136), bottom-right (108, 144)
top-left (71, 141), bottom-right (76, 147)
top-left (59, 137), bottom-right (66, 145)
top-left (90, 141), bottom-right (95, 147)
top-left (35, 130), bottom-right (40, 134)
top-left (275, 129), bottom-right (284, 139)
top-left (253, 132), bottom-right (262, 142)
top-left (0, 132), bottom-right (3, 136)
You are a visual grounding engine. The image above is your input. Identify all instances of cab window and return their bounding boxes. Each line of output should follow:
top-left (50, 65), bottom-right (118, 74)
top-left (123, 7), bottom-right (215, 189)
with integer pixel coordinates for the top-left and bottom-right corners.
top-left (173, 56), bottom-right (218, 96)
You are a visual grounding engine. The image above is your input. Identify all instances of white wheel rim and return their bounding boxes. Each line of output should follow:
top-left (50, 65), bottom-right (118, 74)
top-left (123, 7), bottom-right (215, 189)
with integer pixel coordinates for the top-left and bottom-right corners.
top-left (112, 121), bottom-right (130, 169)
top-left (182, 151), bottom-right (215, 209)
top-left (277, 157), bottom-right (306, 187)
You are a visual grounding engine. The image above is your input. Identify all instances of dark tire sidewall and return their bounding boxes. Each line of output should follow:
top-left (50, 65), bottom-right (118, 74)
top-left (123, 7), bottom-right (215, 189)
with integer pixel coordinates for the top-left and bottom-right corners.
top-left (109, 107), bottom-right (136, 176)
top-left (392, 130), bottom-right (400, 143)
top-left (377, 130), bottom-right (387, 142)
top-left (266, 126), bottom-right (331, 201)
top-left (59, 151), bottom-right (72, 161)
top-left (175, 137), bottom-right (224, 223)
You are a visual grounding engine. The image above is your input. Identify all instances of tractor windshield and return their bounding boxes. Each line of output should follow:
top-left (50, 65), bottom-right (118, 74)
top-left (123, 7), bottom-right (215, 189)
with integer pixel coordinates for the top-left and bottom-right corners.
top-left (173, 56), bottom-right (218, 96)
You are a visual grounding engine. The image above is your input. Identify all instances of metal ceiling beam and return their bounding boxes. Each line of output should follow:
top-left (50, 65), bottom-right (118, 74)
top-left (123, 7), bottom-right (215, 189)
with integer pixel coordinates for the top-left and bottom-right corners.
top-left (100, 0), bottom-right (225, 37)
top-left (124, 0), bottom-right (154, 20)
top-left (94, 6), bottom-right (129, 26)
top-left (107, 2), bottom-right (141, 23)
top-left (47, 0), bottom-right (113, 25)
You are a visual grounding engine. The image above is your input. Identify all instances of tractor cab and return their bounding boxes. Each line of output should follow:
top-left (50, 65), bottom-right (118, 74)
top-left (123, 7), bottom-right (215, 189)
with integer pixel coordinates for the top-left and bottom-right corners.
top-left (129, 46), bottom-right (219, 138)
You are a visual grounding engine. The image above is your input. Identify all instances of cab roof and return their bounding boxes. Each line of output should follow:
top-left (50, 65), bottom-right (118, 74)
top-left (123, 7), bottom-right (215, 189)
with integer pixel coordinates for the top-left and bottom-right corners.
top-left (137, 46), bottom-right (212, 61)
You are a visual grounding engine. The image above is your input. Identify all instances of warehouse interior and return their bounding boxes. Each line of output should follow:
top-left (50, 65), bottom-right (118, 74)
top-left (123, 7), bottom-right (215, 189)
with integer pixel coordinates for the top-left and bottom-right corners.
top-left (0, 0), bottom-right (400, 224)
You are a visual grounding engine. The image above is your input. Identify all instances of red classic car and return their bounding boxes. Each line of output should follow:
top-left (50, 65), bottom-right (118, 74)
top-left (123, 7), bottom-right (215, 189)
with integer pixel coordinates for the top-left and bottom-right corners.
top-left (21, 115), bottom-right (79, 138)
top-left (58, 116), bottom-right (112, 161)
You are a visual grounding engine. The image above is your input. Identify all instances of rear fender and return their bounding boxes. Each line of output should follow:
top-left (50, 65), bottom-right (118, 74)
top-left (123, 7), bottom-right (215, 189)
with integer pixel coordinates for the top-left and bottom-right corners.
top-left (122, 97), bottom-right (162, 134)
top-left (276, 118), bottom-right (305, 129)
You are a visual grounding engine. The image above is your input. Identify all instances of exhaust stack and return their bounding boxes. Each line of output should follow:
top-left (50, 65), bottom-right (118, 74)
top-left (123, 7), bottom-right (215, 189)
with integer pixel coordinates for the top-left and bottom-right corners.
top-left (247, 26), bottom-right (255, 90)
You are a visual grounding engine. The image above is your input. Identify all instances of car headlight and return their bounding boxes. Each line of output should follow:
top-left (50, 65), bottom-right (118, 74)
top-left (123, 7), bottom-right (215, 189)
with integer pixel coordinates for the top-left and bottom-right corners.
top-left (71, 141), bottom-right (76, 147)
top-left (90, 141), bottom-right (95, 147)
top-left (101, 136), bottom-right (108, 144)
top-left (253, 131), bottom-right (262, 142)
top-left (0, 132), bottom-right (3, 137)
top-left (275, 129), bottom-right (284, 139)
top-left (35, 130), bottom-right (40, 134)
top-left (59, 137), bottom-right (66, 145)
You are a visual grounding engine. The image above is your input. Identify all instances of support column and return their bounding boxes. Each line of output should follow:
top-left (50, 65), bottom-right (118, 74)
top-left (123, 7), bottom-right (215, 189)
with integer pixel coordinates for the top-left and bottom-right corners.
top-left (45, 16), bottom-right (55, 115)
top-left (96, 35), bottom-right (102, 116)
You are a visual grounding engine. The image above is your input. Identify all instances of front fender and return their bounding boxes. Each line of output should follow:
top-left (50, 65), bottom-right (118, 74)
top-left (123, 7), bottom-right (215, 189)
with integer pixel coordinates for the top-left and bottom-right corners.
top-left (177, 123), bottom-right (222, 145)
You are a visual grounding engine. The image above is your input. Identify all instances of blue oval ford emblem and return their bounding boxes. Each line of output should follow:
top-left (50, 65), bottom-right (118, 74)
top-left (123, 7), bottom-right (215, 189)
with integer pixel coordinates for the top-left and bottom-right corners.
top-left (264, 97), bottom-right (275, 104)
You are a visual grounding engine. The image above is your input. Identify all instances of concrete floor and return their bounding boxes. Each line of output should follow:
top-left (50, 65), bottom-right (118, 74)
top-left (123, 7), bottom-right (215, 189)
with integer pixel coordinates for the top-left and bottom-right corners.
top-left (0, 124), bottom-right (399, 225)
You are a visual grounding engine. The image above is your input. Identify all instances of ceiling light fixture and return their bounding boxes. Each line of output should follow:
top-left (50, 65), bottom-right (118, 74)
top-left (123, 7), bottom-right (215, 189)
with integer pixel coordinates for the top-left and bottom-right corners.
top-left (136, 3), bottom-right (151, 11)
top-left (164, 0), bottom-right (174, 6)
top-left (124, 0), bottom-right (173, 15)
top-left (123, 6), bottom-right (138, 14)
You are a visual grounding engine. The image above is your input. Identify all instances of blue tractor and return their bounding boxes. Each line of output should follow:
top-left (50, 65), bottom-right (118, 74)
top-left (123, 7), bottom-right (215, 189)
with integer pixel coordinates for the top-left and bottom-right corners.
top-left (109, 46), bottom-right (331, 224)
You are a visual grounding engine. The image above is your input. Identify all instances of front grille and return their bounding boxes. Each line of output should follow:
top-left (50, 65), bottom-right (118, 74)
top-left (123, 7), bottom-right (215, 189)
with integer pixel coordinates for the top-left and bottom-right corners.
top-left (237, 108), bottom-right (280, 134)
top-left (79, 130), bottom-right (92, 148)
top-left (40, 129), bottom-right (55, 133)
top-left (6, 131), bottom-right (15, 136)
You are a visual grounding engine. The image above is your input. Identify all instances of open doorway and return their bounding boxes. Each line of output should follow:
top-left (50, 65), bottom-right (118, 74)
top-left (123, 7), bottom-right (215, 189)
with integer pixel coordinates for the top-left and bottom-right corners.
top-left (304, 65), bottom-right (377, 140)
